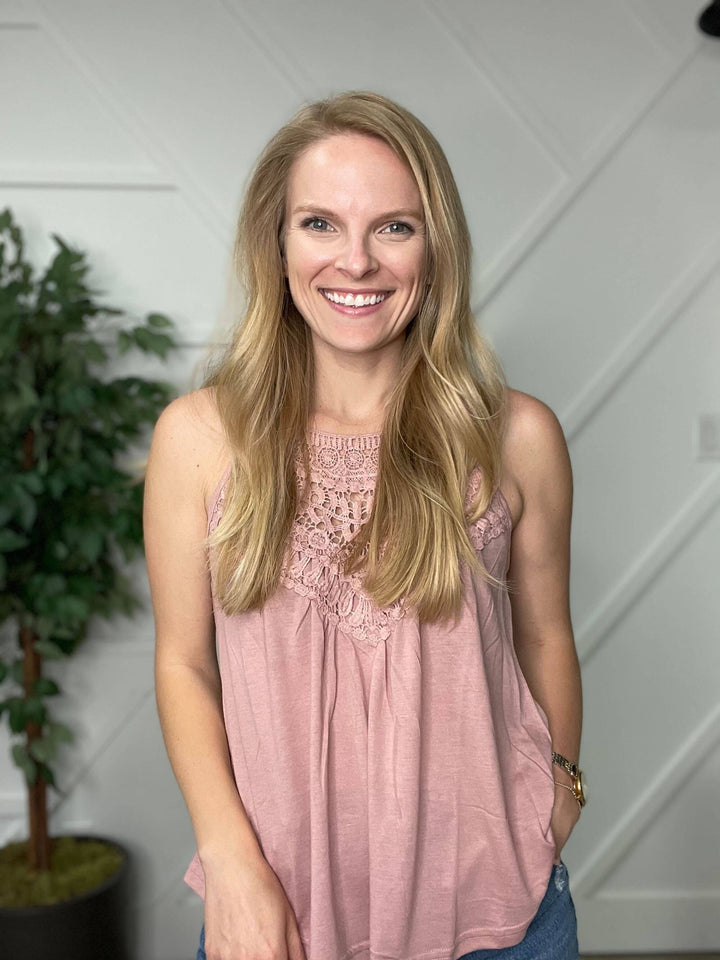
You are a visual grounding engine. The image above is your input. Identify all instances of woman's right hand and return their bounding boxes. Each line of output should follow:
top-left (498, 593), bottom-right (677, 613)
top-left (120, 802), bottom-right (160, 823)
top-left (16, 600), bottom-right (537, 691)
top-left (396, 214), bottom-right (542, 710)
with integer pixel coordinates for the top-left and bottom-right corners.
top-left (202, 851), bottom-right (307, 960)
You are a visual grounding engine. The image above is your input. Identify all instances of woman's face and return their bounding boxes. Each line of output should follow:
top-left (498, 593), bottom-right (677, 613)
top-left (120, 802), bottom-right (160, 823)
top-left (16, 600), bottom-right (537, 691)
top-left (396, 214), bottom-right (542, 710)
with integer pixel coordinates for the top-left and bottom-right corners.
top-left (282, 132), bottom-right (427, 358)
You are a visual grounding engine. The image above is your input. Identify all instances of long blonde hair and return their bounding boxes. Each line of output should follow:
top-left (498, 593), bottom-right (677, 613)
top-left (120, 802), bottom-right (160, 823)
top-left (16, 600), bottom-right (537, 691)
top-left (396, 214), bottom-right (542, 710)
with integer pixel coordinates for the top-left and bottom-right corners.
top-left (202, 90), bottom-right (508, 625)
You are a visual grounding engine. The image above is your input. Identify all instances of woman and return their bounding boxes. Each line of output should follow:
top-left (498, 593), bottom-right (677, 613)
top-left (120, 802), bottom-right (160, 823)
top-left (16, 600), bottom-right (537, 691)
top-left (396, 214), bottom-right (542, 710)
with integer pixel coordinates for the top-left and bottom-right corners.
top-left (143, 90), bottom-right (585, 960)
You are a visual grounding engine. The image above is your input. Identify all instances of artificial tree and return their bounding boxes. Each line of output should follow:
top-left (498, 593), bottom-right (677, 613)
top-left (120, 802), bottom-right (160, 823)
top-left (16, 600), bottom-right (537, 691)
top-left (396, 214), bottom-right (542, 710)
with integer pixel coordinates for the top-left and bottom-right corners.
top-left (0, 207), bottom-right (178, 888)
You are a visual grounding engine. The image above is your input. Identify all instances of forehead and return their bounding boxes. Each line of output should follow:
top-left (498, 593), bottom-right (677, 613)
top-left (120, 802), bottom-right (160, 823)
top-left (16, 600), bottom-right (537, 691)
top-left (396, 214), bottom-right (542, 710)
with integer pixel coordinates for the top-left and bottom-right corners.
top-left (286, 133), bottom-right (421, 212)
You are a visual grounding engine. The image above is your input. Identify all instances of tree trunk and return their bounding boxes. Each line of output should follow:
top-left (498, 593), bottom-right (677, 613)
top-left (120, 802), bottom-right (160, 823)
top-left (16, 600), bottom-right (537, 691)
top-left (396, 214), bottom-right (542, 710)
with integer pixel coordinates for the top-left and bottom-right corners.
top-left (21, 424), bottom-right (51, 871)
top-left (21, 623), bottom-right (50, 872)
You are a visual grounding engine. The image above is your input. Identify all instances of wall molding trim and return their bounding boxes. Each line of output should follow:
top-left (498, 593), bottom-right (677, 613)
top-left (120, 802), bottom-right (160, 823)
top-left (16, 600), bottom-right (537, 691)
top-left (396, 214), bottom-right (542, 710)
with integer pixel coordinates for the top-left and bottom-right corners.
top-left (577, 470), bottom-right (720, 666)
top-left (563, 232), bottom-right (720, 443)
top-left (572, 702), bottom-right (720, 898)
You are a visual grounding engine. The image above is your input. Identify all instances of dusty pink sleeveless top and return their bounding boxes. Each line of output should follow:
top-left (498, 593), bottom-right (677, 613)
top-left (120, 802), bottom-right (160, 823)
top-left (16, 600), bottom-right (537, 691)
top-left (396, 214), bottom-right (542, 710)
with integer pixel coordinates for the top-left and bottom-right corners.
top-left (184, 429), bottom-right (557, 958)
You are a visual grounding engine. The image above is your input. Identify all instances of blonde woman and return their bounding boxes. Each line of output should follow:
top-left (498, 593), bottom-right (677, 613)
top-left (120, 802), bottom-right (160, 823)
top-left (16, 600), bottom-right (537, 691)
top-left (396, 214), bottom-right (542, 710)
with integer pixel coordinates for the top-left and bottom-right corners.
top-left (144, 91), bottom-right (585, 960)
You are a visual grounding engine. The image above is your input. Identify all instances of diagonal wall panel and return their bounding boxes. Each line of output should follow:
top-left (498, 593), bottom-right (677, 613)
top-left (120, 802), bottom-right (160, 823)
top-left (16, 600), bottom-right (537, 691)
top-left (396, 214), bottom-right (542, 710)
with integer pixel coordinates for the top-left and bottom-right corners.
top-left (569, 264), bottom-right (720, 626)
top-left (0, 22), bottom-right (166, 185)
top-left (427, 0), bottom-right (677, 164)
top-left (481, 52), bottom-right (720, 417)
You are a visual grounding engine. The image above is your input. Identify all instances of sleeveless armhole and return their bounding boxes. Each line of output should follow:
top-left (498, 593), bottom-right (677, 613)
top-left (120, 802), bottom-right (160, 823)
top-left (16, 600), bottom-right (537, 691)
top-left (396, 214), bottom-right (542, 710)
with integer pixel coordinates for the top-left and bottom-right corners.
top-left (465, 467), bottom-right (513, 553)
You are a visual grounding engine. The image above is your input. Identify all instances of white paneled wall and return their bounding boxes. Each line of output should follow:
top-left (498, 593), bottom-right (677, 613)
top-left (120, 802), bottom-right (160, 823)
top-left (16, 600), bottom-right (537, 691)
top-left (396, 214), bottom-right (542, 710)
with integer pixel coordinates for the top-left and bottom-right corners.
top-left (1, 1), bottom-right (718, 956)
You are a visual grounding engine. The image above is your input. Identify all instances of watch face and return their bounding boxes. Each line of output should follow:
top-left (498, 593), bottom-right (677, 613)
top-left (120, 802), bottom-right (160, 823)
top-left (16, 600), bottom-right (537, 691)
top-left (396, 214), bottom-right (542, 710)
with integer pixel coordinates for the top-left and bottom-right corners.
top-left (579, 771), bottom-right (588, 804)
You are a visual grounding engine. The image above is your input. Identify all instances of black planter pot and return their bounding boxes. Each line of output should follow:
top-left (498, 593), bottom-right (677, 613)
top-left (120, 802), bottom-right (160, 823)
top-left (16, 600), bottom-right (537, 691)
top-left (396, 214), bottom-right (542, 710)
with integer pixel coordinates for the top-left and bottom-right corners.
top-left (0, 836), bottom-right (131, 960)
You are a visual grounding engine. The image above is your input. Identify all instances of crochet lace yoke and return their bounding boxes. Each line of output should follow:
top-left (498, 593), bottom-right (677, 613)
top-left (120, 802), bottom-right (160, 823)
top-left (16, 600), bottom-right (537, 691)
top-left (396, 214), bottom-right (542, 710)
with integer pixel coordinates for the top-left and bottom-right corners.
top-left (209, 430), bottom-right (511, 647)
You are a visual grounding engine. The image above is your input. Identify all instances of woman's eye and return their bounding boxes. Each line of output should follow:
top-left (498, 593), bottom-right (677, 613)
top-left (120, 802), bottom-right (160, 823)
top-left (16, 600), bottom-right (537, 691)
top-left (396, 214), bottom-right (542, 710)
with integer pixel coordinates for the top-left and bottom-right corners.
top-left (384, 222), bottom-right (413, 235)
top-left (301, 217), bottom-right (331, 232)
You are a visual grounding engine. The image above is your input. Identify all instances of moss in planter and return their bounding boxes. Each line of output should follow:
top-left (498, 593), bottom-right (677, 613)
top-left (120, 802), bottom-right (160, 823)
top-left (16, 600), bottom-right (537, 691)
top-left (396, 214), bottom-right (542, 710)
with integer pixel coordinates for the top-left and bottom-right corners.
top-left (0, 836), bottom-right (124, 908)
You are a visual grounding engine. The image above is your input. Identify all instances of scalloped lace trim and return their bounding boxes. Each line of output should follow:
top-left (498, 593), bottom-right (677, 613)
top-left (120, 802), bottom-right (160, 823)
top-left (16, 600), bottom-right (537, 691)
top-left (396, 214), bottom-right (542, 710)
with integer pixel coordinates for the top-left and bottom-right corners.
top-left (209, 436), bottom-right (510, 646)
top-left (464, 465), bottom-right (512, 555)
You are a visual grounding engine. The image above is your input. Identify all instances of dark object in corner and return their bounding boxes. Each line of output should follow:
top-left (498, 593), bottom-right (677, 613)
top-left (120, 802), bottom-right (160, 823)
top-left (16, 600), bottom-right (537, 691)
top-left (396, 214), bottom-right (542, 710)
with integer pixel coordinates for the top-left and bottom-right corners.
top-left (698, 0), bottom-right (720, 37)
top-left (0, 836), bottom-right (130, 960)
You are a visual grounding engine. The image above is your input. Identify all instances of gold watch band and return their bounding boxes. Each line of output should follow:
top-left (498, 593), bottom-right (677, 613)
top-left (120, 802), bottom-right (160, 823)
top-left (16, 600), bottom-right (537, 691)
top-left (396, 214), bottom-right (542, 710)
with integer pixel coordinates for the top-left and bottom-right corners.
top-left (552, 751), bottom-right (587, 808)
top-left (552, 751), bottom-right (579, 778)
top-left (554, 779), bottom-right (583, 810)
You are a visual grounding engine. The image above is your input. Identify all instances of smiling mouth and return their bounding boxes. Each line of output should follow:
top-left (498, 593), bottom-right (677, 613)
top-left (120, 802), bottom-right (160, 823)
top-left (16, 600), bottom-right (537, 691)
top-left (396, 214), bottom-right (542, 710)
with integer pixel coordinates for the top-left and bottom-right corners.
top-left (320, 289), bottom-right (391, 307)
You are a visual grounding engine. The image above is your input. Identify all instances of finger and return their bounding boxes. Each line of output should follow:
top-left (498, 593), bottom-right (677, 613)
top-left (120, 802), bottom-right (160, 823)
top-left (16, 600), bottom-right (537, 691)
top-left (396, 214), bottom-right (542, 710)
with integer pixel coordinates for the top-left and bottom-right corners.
top-left (286, 920), bottom-right (307, 960)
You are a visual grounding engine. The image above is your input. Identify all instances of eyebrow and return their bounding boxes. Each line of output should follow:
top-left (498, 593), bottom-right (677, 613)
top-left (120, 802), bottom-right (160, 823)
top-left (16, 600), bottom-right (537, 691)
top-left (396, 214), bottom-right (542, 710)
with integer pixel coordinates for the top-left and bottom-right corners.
top-left (292, 204), bottom-right (424, 222)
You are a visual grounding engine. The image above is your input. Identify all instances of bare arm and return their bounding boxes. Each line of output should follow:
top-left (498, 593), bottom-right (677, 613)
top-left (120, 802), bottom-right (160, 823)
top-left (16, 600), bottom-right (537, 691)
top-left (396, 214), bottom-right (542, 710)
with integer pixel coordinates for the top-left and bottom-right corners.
top-left (144, 392), bottom-right (308, 960)
top-left (143, 392), bottom-right (262, 868)
top-left (503, 390), bottom-right (583, 854)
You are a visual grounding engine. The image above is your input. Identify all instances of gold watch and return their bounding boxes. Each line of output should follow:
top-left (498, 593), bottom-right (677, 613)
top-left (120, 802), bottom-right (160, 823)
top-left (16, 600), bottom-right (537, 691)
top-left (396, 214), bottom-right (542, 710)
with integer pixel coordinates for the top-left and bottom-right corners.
top-left (552, 751), bottom-right (587, 808)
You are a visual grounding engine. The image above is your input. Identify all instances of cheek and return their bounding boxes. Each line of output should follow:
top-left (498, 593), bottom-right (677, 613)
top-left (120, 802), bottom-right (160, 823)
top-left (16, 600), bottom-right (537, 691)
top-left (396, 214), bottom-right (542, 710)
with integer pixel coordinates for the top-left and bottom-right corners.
top-left (391, 245), bottom-right (426, 281)
top-left (287, 229), bottom-right (324, 258)
top-left (287, 246), bottom-right (329, 281)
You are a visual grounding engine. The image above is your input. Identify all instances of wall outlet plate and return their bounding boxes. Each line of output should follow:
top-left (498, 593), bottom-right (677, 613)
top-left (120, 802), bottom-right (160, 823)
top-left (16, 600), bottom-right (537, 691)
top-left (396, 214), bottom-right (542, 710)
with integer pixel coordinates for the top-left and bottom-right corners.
top-left (696, 413), bottom-right (720, 460)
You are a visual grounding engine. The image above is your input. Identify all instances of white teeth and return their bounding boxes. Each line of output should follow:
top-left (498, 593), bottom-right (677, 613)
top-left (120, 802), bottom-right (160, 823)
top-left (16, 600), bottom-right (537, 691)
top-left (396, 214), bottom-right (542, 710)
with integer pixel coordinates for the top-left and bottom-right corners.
top-left (323, 290), bottom-right (387, 306)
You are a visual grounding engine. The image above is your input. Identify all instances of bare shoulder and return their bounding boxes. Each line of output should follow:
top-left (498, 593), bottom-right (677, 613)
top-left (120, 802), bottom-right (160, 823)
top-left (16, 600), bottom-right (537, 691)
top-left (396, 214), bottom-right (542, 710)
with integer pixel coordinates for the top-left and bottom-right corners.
top-left (144, 389), bottom-right (227, 663)
top-left (499, 388), bottom-right (572, 528)
top-left (150, 386), bottom-right (230, 512)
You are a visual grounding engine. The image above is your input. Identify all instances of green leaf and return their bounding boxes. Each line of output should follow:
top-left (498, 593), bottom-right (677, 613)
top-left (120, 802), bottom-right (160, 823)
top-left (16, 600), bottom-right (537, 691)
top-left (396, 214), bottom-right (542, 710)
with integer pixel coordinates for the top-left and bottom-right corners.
top-left (54, 595), bottom-right (90, 621)
top-left (18, 470), bottom-right (43, 495)
top-left (131, 326), bottom-right (173, 357)
top-left (34, 573), bottom-right (66, 596)
top-left (40, 332), bottom-right (59, 364)
top-left (72, 384), bottom-right (94, 409)
top-left (37, 763), bottom-right (56, 787)
top-left (9, 660), bottom-right (24, 684)
top-left (2, 380), bottom-right (38, 419)
top-left (131, 326), bottom-right (152, 350)
top-left (33, 639), bottom-right (66, 660)
top-left (76, 528), bottom-right (103, 564)
top-left (32, 677), bottom-right (60, 697)
top-left (8, 698), bottom-right (26, 733)
top-left (46, 720), bottom-right (74, 744)
top-left (12, 744), bottom-right (38, 785)
top-left (0, 661), bottom-right (7, 683)
top-left (32, 616), bottom-right (55, 641)
top-left (28, 736), bottom-right (56, 764)
top-left (84, 340), bottom-right (107, 363)
top-left (13, 487), bottom-right (37, 531)
top-left (52, 540), bottom-right (70, 560)
top-left (0, 529), bottom-right (30, 552)
top-left (47, 473), bottom-right (67, 498)
top-left (24, 696), bottom-right (46, 726)
top-left (146, 312), bottom-right (173, 329)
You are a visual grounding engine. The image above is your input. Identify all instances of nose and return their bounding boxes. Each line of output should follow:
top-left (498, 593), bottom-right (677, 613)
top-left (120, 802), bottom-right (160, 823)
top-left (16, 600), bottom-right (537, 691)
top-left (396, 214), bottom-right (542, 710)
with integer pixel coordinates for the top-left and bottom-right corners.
top-left (334, 229), bottom-right (378, 277)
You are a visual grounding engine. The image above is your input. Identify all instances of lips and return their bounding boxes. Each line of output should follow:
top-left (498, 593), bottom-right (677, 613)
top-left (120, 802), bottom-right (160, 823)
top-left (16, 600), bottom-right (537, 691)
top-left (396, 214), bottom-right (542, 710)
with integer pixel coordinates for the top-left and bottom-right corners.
top-left (318, 288), bottom-right (391, 316)
top-left (320, 288), bottom-right (392, 307)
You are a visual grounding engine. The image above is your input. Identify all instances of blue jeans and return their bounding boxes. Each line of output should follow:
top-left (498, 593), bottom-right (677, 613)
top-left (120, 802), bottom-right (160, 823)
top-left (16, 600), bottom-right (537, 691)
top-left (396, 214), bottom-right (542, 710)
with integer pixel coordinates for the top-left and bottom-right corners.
top-left (196, 861), bottom-right (578, 960)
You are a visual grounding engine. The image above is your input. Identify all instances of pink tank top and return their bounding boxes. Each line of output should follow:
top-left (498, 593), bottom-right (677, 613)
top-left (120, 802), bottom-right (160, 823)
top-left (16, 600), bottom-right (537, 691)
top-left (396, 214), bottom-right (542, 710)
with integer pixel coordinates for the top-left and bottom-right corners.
top-left (184, 429), bottom-right (557, 958)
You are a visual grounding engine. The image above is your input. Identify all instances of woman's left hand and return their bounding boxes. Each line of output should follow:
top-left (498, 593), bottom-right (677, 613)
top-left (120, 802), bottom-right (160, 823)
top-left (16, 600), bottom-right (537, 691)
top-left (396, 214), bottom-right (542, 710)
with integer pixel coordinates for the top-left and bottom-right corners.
top-left (550, 782), bottom-right (581, 863)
